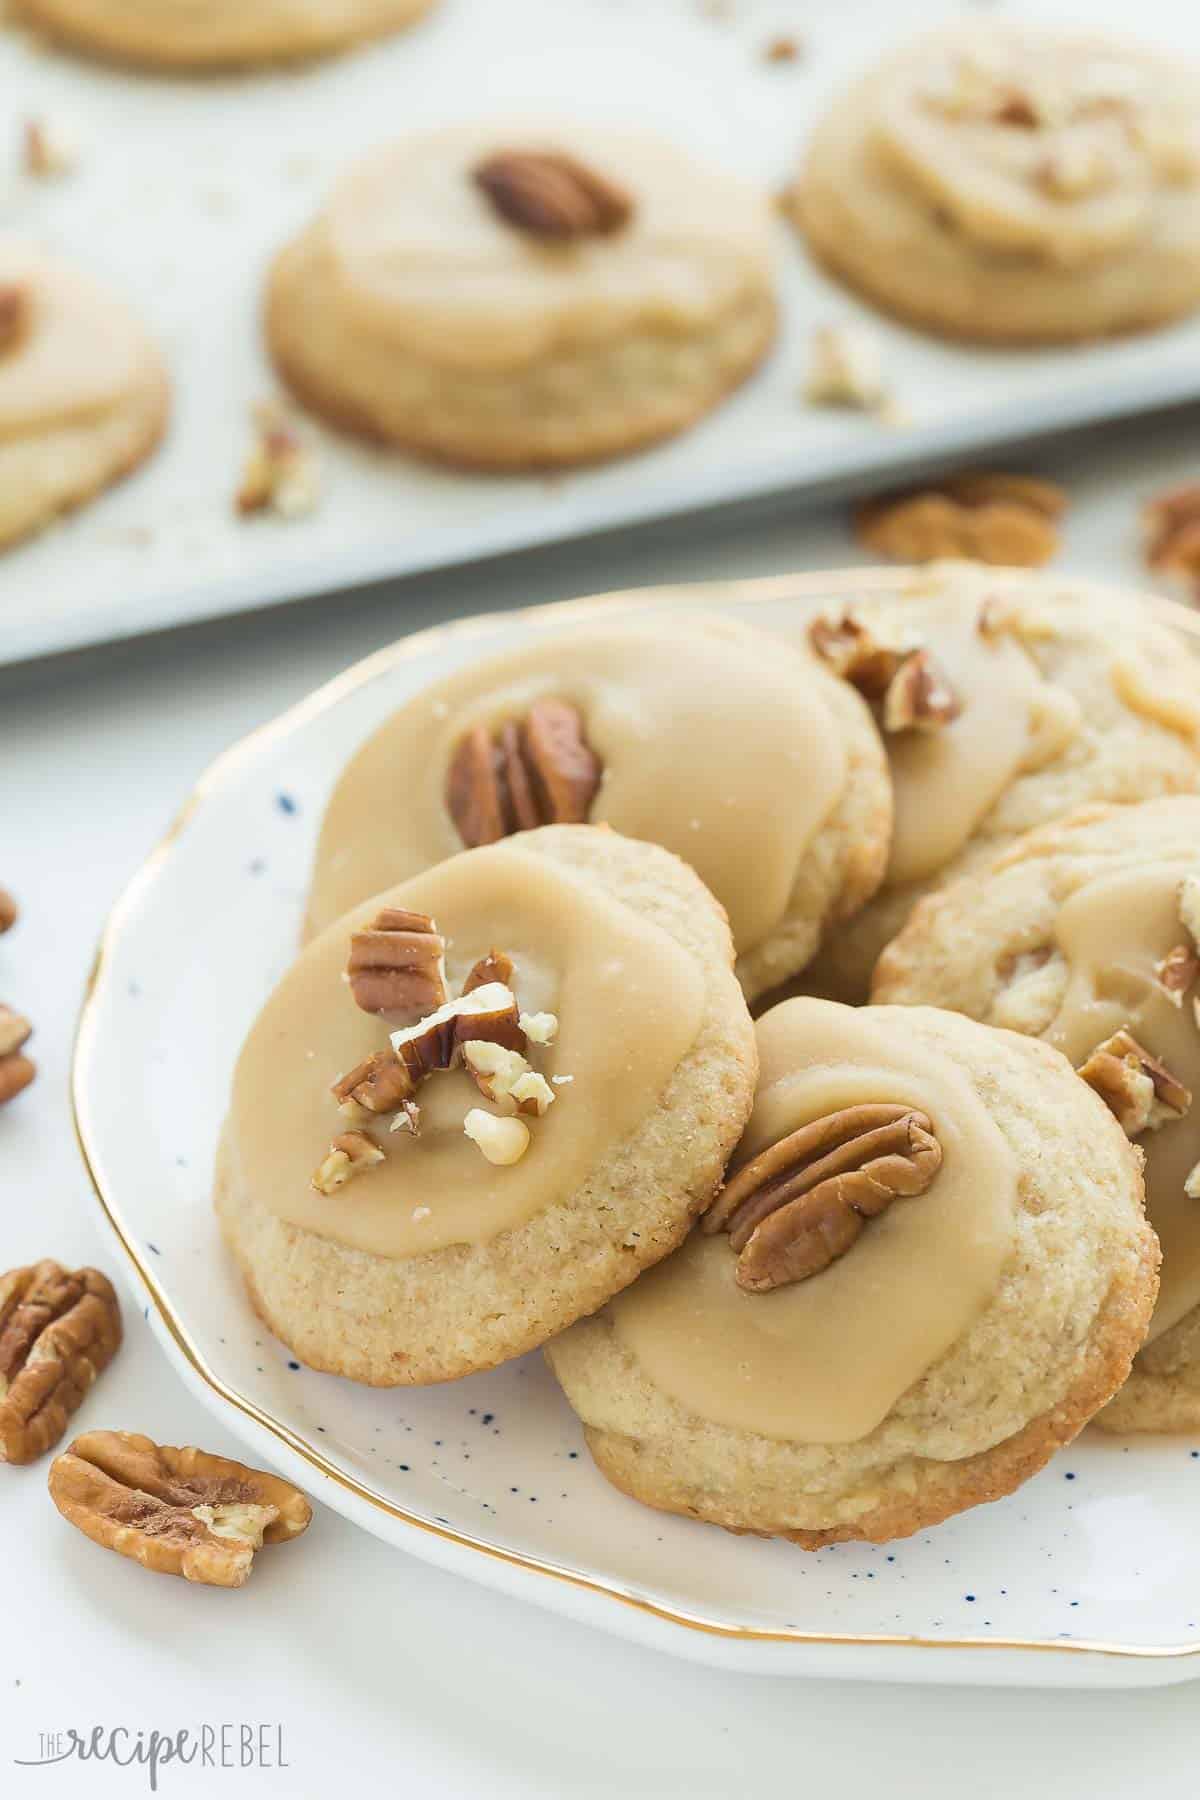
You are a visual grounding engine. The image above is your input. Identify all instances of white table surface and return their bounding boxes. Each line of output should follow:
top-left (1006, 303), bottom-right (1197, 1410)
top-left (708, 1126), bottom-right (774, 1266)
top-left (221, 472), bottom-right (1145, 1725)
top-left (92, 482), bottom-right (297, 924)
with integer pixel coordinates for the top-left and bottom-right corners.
top-left (5, 402), bottom-right (1200, 1797)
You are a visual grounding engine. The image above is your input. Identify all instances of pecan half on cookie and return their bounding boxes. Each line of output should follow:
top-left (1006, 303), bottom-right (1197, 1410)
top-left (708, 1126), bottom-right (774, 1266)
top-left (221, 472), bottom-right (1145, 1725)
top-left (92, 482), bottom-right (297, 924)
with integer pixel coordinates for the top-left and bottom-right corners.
top-left (704, 1104), bottom-right (943, 1292)
top-left (473, 150), bottom-right (633, 240)
top-left (48, 1431), bottom-right (312, 1588)
top-left (446, 700), bottom-right (601, 848)
top-left (0, 1261), bottom-right (121, 1464)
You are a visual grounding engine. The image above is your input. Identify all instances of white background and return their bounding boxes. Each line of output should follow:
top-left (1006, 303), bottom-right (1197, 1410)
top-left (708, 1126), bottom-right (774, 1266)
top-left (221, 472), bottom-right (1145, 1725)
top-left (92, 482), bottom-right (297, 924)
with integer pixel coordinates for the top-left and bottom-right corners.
top-left (6, 400), bottom-right (1200, 1797)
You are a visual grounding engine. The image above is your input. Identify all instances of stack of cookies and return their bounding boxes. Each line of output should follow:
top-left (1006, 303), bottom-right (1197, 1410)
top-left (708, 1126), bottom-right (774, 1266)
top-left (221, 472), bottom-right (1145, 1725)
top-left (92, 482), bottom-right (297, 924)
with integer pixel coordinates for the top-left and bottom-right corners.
top-left (217, 561), bottom-right (1200, 1547)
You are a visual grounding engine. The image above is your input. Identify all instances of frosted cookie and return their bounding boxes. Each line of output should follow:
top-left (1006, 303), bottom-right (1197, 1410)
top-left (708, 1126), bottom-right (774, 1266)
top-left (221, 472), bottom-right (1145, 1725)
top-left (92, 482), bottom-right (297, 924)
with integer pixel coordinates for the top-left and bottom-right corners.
top-left (0, 241), bottom-right (167, 551)
top-left (785, 564), bottom-right (1200, 1002)
top-left (793, 23), bottom-right (1200, 343)
top-left (11, 0), bottom-right (436, 69)
top-left (546, 997), bottom-right (1155, 1545)
top-left (305, 614), bottom-right (891, 1002)
top-left (217, 826), bottom-right (757, 1385)
top-left (874, 796), bottom-right (1200, 1434)
top-left (267, 125), bottom-right (776, 469)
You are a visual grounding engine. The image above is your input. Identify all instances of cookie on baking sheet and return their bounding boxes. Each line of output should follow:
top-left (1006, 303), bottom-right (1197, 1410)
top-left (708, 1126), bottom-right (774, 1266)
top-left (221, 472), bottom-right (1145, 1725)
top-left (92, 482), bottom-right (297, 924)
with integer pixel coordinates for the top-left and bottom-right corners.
top-left (11, 0), bottom-right (436, 69)
top-left (267, 123), bottom-right (777, 469)
top-left (305, 612), bottom-right (891, 1003)
top-left (217, 825), bottom-right (757, 1385)
top-left (546, 997), bottom-right (1156, 1546)
top-left (873, 795), bottom-right (1200, 1434)
top-left (784, 562), bottom-right (1200, 1002)
top-left (0, 240), bottom-right (167, 552)
top-left (792, 22), bottom-right (1200, 344)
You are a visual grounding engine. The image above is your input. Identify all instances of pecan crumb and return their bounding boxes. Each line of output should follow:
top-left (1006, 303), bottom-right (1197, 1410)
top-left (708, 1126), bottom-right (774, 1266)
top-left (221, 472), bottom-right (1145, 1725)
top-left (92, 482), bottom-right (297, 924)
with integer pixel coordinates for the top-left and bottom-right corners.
top-left (881, 648), bottom-right (962, 733)
top-left (473, 151), bottom-right (633, 241)
top-left (347, 908), bottom-right (446, 1022)
top-left (804, 324), bottom-right (888, 414)
top-left (703, 1103), bottom-right (942, 1291)
top-left (855, 472), bottom-right (1067, 567)
top-left (445, 699), bottom-right (601, 848)
top-left (0, 1005), bottom-right (35, 1106)
top-left (0, 1262), bottom-right (122, 1465)
top-left (1077, 1028), bottom-right (1191, 1137)
top-left (311, 1129), bottom-right (384, 1195)
top-left (48, 1430), bottom-right (310, 1587)
top-left (236, 403), bottom-right (319, 519)
top-left (0, 888), bottom-right (16, 934)
top-left (462, 1040), bottom-right (555, 1117)
top-left (22, 116), bottom-right (79, 178)
top-left (763, 34), bottom-right (803, 64)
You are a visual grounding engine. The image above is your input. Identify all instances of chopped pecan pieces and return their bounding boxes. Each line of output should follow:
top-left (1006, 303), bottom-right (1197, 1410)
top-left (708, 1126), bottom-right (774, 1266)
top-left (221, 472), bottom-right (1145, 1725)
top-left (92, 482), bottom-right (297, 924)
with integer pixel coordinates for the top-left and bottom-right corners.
top-left (0, 888), bottom-right (16, 933)
top-left (311, 1129), bottom-right (384, 1194)
top-left (855, 473), bottom-right (1067, 567)
top-left (332, 1049), bottom-right (419, 1119)
top-left (463, 1109), bottom-right (530, 1166)
top-left (347, 908), bottom-right (447, 1023)
top-left (881, 648), bottom-right (962, 732)
top-left (446, 699), bottom-right (601, 849)
top-left (1143, 483), bottom-right (1200, 600)
top-left (473, 150), bottom-right (633, 240)
top-left (704, 1104), bottom-right (943, 1292)
top-left (462, 949), bottom-right (514, 994)
top-left (461, 1040), bottom-right (555, 1117)
top-left (808, 614), bottom-right (960, 734)
top-left (236, 403), bottom-right (319, 520)
top-left (809, 612), bottom-right (905, 697)
top-left (519, 1010), bottom-right (558, 1046)
top-left (1077, 1029), bottom-right (1191, 1137)
top-left (48, 1430), bottom-right (311, 1588)
top-left (389, 980), bottom-right (526, 1065)
top-left (763, 33), bottom-right (803, 63)
top-left (0, 1004), bottom-right (35, 1105)
top-left (1155, 944), bottom-right (1199, 1006)
top-left (0, 1263), bottom-right (121, 1465)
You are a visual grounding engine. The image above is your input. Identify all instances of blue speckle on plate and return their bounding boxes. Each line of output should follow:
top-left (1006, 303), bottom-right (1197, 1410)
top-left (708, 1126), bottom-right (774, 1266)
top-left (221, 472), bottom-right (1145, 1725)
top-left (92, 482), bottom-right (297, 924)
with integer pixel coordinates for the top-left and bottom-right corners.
top-left (276, 792), bottom-right (299, 815)
top-left (147, 1243), bottom-right (161, 1256)
top-left (288, 1360), bottom-right (300, 1371)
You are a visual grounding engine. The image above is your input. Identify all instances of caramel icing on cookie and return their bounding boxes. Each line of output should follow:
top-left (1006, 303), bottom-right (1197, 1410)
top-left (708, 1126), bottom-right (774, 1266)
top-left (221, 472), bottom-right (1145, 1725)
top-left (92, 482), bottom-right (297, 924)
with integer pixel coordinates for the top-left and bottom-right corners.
top-left (316, 124), bottom-right (774, 370)
top-left (0, 240), bottom-right (144, 438)
top-left (307, 619), bottom-right (849, 958)
top-left (607, 999), bottom-right (1016, 1443)
top-left (1044, 863), bottom-right (1200, 1339)
top-left (874, 27), bottom-right (1200, 271)
top-left (229, 843), bottom-right (704, 1259)
top-left (869, 598), bottom-right (1079, 887)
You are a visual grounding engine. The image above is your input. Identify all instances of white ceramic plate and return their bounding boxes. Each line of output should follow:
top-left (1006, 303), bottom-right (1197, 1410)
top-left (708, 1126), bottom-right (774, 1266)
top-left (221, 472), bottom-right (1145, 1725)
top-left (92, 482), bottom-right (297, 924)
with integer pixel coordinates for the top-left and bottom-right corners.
top-left (7, 0), bottom-right (1200, 665)
top-left (74, 571), bottom-right (1200, 1687)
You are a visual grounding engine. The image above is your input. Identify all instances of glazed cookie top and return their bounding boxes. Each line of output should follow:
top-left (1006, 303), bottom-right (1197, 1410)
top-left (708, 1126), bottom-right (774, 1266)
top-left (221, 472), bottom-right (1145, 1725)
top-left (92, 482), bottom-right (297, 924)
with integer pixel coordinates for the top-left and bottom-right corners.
top-left (819, 24), bottom-right (1200, 274)
top-left (231, 834), bottom-right (713, 1261)
top-left (875, 797), bottom-right (1200, 1342)
top-left (300, 124), bottom-right (774, 370)
top-left (307, 615), bottom-right (865, 963)
top-left (607, 998), bottom-right (1017, 1443)
top-left (0, 240), bottom-right (149, 438)
top-left (796, 565), bottom-right (1200, 894)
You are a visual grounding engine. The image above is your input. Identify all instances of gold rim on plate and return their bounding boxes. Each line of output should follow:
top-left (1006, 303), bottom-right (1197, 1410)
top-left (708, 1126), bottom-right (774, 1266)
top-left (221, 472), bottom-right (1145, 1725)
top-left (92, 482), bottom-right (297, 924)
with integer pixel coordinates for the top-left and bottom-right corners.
top-left (71, 568), bottom-right (1200, 1665)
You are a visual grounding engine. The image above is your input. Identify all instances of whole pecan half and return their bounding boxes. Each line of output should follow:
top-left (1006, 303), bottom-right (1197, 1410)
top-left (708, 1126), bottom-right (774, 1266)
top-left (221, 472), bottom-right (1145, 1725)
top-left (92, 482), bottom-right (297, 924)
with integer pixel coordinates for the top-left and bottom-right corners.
top-left (445, 699), bottom-right (601, 849)
top-left (1077, 1028), bottom-right (1190, 1137)
top-left (703, 1104), bottom-right (943, 1293)
top-left (473, 150), bottom-right (633, 240)
top-left (854, 473), bottom-right (1066, 568)
top-left (347, 908), bottom-right (446, 1022)
top-left (0, 1004), bottom-right (35, 1105)
top-left (48, 1430), bottom-right (311, 1588)
top-left (0, 1262), bottom-right (122, 1465)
